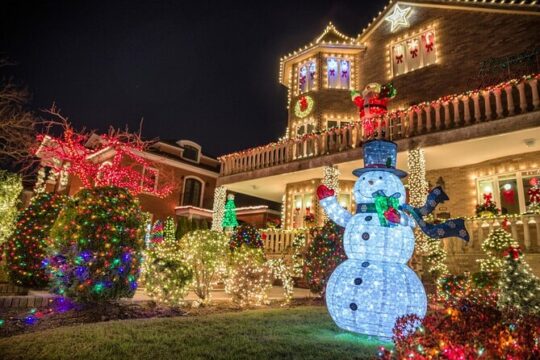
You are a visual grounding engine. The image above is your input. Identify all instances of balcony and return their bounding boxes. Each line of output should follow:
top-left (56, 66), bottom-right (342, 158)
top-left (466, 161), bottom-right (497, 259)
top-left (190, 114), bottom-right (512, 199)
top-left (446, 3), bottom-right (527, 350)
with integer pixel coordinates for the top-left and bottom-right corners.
top-left (219, 74), bottom-right (540, 182)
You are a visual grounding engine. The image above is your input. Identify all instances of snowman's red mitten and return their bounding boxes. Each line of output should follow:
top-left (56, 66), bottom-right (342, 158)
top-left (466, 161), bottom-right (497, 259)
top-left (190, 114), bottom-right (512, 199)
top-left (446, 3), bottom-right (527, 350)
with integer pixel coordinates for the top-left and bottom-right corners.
top-left (317, 185), bottom-right (335, 200)
top-left (384, 207), bottom-right (401, 224)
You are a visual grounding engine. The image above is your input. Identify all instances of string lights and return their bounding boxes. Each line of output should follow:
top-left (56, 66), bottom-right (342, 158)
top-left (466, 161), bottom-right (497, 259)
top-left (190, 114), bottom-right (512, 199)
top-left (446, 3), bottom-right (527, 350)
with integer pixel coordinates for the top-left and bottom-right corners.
top-left (211, 186), bottom-right (226, 231)
top-left (0, 170), bottom-right (23, 245)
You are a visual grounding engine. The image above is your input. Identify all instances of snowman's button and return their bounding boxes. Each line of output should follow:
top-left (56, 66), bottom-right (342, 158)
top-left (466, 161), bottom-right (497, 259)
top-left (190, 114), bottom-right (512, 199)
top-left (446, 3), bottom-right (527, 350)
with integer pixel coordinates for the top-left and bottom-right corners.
top-left (354, 278), bottom-right (363, 285)
top-left (362, 232), bottom-right (370, 240)
top-left (362, 261), bottom-right (370, 268)
top-left (350, 303), bottom-right (358, 311)
top-left (365, 216), bottom-right (372, 221)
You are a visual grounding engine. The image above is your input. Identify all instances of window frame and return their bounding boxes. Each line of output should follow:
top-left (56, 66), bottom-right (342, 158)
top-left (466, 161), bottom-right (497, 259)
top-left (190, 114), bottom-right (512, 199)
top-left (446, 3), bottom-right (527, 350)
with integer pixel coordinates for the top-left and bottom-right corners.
top-left (181, 175), bottom-right (205, 207)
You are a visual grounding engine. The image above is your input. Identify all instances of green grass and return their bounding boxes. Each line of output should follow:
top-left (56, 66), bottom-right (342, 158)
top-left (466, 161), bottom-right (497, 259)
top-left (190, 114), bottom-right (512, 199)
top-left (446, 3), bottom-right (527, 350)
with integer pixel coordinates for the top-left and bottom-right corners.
top-left (0, 306), bottom-right (390, 360)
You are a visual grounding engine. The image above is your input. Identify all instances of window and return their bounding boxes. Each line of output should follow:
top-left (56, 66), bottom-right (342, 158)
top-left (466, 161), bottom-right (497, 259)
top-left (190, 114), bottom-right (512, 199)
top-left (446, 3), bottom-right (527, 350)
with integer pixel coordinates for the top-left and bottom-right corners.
top-left (391, 29), bottom-right (437, 77)
top-left (338, 194), bottom-right (351, 209)
top-left (182, 177), bottom-right (203, 207)
top-left (182, 145), bottom-right (199, 162)
top-left (296, 122), bottom-right (315, 136)
top-left (327, 58), bottom-right (350, 89)
top-left (142, 166), bottom-right (159, 193)
top-left (476, 169), bottom-right (540, 215)
top-left (326, 119), bottom-right (350, 130)
top-left (298, 61), bottom-right (316, 93)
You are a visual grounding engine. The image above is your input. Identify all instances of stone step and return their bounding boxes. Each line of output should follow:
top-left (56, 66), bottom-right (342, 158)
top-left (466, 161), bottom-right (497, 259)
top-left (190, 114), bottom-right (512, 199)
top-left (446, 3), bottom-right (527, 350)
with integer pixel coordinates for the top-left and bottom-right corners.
top-left (0, 282), bottom-right (28, 295)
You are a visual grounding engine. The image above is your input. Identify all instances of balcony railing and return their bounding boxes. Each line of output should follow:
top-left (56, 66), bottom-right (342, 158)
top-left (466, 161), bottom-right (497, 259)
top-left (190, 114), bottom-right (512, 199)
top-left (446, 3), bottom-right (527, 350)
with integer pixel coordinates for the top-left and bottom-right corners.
top-left (261, 213), bottom-right (540, 258)
top-left (219, 74), bottom-right (540, 176)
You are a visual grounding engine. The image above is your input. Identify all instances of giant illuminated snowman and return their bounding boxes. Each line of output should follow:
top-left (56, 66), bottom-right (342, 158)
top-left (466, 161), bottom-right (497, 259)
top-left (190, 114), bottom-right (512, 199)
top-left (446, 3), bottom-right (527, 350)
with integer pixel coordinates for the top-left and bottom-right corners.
top-left (317, 140), bottom-right (469, 339)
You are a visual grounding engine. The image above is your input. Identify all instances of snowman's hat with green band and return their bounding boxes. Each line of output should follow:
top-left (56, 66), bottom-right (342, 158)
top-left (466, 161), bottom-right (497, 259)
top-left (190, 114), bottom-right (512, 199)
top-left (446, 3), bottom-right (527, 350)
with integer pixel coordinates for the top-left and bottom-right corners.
top-left (352, 139), bottom-right (408, 178)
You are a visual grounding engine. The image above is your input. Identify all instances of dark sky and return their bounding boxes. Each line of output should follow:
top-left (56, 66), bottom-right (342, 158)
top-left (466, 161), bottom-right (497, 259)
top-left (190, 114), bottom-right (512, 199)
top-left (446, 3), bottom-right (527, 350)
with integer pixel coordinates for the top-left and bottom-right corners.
top-left (1, 0), bottom-right (385, 157)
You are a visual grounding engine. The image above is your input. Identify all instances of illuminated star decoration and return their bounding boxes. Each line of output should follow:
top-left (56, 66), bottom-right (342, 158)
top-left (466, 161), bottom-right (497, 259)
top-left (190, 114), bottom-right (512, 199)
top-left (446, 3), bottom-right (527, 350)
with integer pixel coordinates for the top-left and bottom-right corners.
top-left (384, 4), bottom-right (412, 32)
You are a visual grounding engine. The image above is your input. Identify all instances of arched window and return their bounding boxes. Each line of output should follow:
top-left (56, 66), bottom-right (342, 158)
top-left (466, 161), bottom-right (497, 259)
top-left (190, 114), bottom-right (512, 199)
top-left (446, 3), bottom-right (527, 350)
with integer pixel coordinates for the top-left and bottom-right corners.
top-left (182, 177), bottom-right (203, 207)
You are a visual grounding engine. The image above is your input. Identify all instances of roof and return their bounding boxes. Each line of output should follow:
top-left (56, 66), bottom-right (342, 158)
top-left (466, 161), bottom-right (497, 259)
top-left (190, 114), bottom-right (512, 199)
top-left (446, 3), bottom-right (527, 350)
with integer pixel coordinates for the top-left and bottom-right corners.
top-left (279, 0), bottom-right (539, 83)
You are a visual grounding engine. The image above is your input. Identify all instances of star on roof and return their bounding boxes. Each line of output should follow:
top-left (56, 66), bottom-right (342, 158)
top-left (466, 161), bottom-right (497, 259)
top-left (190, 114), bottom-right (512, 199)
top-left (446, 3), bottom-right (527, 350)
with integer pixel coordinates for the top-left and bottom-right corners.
top-left (384, 4), bottom-right (412, 32)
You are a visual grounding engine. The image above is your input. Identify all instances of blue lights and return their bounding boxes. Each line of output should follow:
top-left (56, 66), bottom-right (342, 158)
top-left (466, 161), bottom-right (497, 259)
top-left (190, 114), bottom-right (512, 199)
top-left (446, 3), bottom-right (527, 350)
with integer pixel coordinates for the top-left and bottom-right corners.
top-left (320, 140), bottom-right (426, 339)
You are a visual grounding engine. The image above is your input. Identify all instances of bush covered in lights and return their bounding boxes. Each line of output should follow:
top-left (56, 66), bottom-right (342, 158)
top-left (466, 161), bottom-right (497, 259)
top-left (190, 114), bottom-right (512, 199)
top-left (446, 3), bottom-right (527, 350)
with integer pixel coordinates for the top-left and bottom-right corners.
top-left (47, 186), bottom-right (144, 303)
top-left (180, 230), bottom-right (229, 303)
top-left (225, 246), bottom-right (272, 307)
top-left (143, 228), bottom-right (193, 306)
top-left (5, 193), bottom-right (67, 287)
top-left (229, 224), bottom-right (263, 251)
top-left (0, 170), bottom-right (23, 246)
top-left (304, 221), bottom-right (346, 295)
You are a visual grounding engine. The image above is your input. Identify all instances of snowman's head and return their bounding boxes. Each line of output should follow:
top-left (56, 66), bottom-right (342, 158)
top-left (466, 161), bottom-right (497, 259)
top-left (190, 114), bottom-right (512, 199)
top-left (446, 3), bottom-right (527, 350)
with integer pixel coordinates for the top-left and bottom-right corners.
top-left (353, 170), bottom-right (406, 204)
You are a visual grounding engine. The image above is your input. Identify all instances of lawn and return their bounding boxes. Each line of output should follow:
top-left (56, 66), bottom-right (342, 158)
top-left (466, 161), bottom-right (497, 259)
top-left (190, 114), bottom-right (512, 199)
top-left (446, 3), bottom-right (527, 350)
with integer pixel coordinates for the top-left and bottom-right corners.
top-left (0, 306), bottom-right (389, 360)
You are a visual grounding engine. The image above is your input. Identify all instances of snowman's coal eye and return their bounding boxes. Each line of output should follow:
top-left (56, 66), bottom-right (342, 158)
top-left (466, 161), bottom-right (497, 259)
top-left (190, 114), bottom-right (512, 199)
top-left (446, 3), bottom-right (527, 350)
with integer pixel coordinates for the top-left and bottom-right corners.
top-left (362, 177), bottom-right (365, 180)
top-left (379, 176), bottom-right (382, 180)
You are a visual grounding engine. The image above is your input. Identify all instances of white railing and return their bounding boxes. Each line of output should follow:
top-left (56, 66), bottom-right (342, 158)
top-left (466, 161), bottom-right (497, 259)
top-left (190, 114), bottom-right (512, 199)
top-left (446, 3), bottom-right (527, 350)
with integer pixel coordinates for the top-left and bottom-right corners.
top-left (220, 74), bottom-right (540, 176)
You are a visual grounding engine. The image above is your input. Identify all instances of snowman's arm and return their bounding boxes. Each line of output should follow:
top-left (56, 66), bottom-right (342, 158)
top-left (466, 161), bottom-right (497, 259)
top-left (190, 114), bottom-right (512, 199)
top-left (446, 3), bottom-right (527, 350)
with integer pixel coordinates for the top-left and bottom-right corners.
top-left (320, 196), bottom-right (353, 228)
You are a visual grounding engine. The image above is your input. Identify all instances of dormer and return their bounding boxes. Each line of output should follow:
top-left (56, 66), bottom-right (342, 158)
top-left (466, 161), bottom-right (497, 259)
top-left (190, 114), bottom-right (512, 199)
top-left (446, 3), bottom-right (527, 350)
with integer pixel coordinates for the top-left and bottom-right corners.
top-left (279, 23), bottom-right (366, 98)
top-left (177, 140), bottom-right (201, 164)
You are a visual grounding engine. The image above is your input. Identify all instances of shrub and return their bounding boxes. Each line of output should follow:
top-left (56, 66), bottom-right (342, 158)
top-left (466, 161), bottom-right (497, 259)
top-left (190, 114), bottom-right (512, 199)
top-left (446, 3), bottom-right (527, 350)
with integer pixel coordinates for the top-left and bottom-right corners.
top-left (0, 170), bottom-right (23, 245)
top-left (5, 193), bottom-right (66, 287)
top-left (48, 186), bottom-right (144, 303)
top-left (180, 230), bottom-right (228, 303)
top-left (304, 221), bottom-right (346, 295)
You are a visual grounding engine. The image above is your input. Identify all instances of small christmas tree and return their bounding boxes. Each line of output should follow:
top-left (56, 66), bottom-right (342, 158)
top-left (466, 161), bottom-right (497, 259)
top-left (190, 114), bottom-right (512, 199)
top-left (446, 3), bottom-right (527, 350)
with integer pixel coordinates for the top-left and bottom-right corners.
top-left (222, 194), bottom-right (238, 229)
top-left (163, 217), bottom-right (176, 242)
top-left (229, 224), bottom-right (263, 251)
top-left (304, 221), bottom-right (346, 295)
top-left (497, 244), bottom-right (540, 316)
top-left (150, 220), bottom-right (164, 245)
top-left (478, 228), bottom-right (517, 274)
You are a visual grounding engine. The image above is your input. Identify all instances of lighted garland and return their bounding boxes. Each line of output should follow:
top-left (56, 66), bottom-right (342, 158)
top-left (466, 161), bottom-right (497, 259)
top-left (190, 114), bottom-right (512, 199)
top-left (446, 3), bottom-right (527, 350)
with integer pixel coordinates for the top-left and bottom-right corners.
top-left (0, 170), bottom-right (23, 245)
top-left (211, 186), bottom-right (226, 231)
top-left (291, 232), bottom-right (306, 278)
top-left (294, 95), bottom-right (314, 118)
top-left (180, 230), bottom-right (229, 303)
top-left (142, 222), bottom-right (193, 306)
top-left (5, 193), bottom-right (67, 287)
top-left (304, 221), bottom-right (346, 295)
top-left (267, 257), bottom-right (294, 305)
top-left (47, 186), bottom-right (144, 303)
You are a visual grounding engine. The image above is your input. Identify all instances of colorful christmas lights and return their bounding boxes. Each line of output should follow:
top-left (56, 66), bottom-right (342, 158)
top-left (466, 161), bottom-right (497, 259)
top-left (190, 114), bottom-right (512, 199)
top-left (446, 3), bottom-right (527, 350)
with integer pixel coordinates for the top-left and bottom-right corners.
top-left (5, 193), bottom-right (66, 287)
top-left (47, 186), bottom-right (144, 303)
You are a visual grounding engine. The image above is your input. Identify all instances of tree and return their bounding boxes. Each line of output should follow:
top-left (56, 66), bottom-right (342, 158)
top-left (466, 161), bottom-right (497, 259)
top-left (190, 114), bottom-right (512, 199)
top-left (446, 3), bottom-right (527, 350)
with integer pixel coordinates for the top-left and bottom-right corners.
top-left (5, 193), bottom-right (66, 287)
top-left (34, 108), bottom-right (173, 197)
top-left (48, 187), bottom-right (144, 303)
top-left (222, 194), bottom-right (238, 228)
top-left (0, 59), bottom-right (36, 166)
top-left (143, 228), bottom-right (192, 306)
top-left (163, 217), bottom-right (176, 242)
top-left (304, 221), bottom-right (346, 295)
top-left (0, 170), bottom-right (22, 245)
top-left (478, 228), bottom-right (517, 274)
top-left (497, 244), bottom-right (540, 316)
top-left (180, 230), bottom-right (229, 303)
top-left (150, 220), bottom-right (164, 245)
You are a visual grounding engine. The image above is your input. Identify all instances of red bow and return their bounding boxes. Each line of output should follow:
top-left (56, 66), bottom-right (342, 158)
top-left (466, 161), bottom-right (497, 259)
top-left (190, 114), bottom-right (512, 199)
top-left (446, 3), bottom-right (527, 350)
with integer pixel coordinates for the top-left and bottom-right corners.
top-left (425, 42), bottom-right (434, 52)
top-left (299, 96), bottom-right (308, 111)
top-left (329, 69), bottom-right (336, 76)
top-left (317, 184), bottom-right (335, 200)
top-left (410, 49), bottom-right (418, 58)
top-left (341, 70), bottom-right (348, 78)
top-left (483, 192), bottom-right (493, 205)
top-left (528, 187), bottom-right (540, 203)
top-left (299, 76), bottom-right (306, 86)
top-left (502, 246), bottom-right (521, 260)
top-left (395, 55), bottom-right (403, 64)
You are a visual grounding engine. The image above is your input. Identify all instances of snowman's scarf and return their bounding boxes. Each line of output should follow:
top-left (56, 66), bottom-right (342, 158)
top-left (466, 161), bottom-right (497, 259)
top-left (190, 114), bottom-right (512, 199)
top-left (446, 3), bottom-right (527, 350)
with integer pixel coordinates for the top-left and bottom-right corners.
top-left (401, 186), bottom-right (470, 242)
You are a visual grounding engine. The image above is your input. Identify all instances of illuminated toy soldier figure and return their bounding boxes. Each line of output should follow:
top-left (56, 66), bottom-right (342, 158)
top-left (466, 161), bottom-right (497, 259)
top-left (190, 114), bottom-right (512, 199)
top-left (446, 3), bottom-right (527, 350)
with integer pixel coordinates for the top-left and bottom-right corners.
top-left (317, 140), bottom-right (469, 339)
top-left (351, 83), bottom-right (396, 139)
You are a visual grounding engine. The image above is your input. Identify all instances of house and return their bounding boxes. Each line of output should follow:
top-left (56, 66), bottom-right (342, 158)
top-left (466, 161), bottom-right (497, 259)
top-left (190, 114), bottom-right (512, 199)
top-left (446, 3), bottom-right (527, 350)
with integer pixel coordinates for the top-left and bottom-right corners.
top-left (215, 0), bottom-right (540, 274)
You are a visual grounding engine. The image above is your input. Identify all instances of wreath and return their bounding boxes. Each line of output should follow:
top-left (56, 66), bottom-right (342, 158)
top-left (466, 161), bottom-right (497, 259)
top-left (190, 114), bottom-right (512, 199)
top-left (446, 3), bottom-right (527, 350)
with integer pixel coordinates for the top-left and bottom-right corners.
top-left (294, 95), bottom-right (314, 118)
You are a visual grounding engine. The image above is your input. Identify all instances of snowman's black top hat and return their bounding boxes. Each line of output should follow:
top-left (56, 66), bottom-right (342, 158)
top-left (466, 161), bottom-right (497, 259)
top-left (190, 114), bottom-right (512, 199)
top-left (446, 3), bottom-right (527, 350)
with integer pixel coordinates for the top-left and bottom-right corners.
top-left (352, 139), bottom-right (408, 178)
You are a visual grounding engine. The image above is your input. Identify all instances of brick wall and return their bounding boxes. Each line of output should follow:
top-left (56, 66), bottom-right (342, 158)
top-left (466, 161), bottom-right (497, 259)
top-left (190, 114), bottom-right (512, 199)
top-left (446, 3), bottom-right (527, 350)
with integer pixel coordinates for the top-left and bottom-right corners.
top-left (423, 150), bottom-right (540, 217)
top-left (361, 6), bottom-right (540, 109)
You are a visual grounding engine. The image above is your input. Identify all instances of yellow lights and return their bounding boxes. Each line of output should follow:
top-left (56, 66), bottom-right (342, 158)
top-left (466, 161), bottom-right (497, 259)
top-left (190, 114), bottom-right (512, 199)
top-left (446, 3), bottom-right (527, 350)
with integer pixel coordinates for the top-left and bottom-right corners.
top-left (211, 186), bottom-right (227, 231)
top-left (483, 185), bottom-right (493, 194)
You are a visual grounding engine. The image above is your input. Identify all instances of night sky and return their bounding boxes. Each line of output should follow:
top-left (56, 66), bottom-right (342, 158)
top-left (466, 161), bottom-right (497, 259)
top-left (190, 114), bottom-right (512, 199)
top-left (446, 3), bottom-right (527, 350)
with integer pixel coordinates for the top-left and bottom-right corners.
top-left (2, 0), bottom-right (385, 157)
